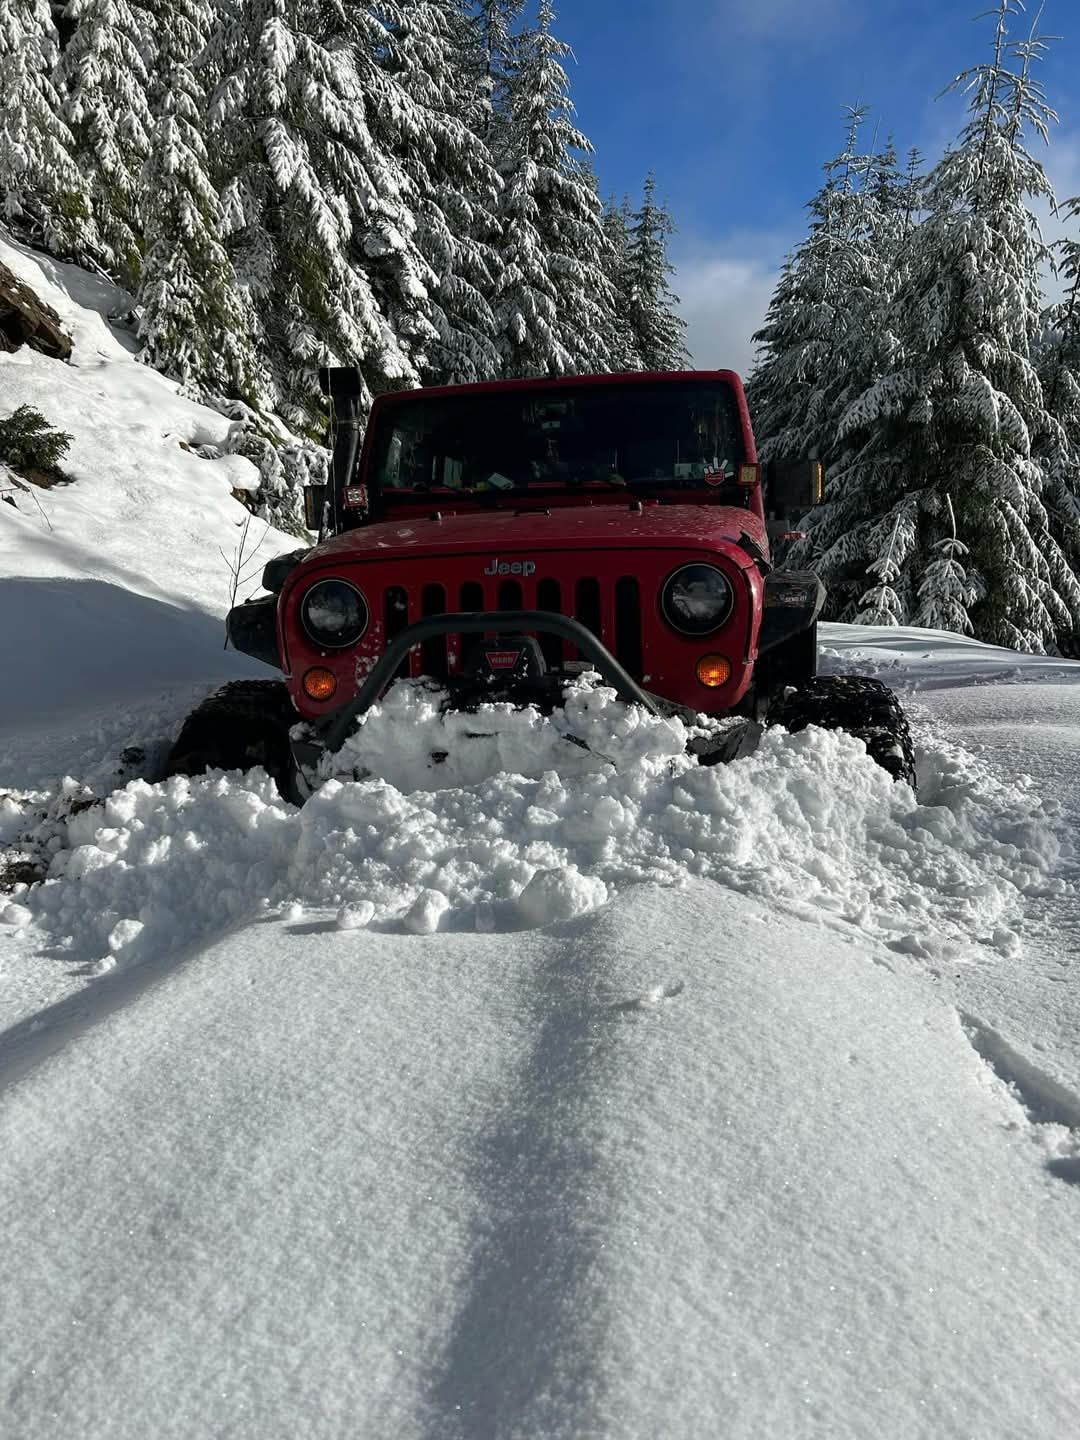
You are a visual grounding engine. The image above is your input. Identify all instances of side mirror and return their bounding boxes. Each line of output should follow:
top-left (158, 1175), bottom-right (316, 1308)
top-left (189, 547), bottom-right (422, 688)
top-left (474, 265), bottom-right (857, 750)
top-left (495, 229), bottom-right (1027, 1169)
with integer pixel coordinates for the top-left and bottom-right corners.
top-left (765, 459), bottom-right (824, 516)
top-left (303, 484), bottom-right (328, 532)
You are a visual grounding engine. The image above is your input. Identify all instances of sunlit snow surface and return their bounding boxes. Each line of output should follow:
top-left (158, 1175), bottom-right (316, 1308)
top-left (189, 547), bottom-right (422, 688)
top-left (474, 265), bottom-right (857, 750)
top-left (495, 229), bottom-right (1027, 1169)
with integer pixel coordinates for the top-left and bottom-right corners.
top-left (2, 236), bottom-right (1080, 1438)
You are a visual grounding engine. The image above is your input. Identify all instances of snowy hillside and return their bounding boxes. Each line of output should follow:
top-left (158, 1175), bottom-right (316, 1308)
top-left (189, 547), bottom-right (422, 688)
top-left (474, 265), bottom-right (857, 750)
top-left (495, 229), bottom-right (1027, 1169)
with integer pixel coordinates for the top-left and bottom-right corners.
top-left (2, 244), bottom-right (1080, 1439)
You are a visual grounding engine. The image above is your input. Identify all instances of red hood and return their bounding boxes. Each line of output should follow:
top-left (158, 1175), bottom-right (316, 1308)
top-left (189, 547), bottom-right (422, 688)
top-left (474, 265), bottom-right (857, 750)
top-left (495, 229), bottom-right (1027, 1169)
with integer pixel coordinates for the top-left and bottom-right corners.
top-left (304, 502), bottom-right (768, 568)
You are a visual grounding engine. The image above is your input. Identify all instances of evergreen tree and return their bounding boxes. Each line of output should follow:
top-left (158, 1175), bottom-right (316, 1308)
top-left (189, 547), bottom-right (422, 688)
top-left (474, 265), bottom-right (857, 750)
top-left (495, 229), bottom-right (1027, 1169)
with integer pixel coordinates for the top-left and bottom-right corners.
top-left (748, 109), bottom-right (924, 476)
top-left (136, 0), bottom-right (262, 402)
top-left (1039, 196), bottom-right (1080, 446)
top-left (493, 0), bottom-right (614, 376)
top-left (1036, 194), bottom-right (1080, 643)
top-left (855, 513), bottom-right (906, 627)
top-left (600, 195), bottom-right (642, 371)
top-left (205, 0), bottom-right (424, 427)
top-left (797, 3), bottom-right (1080, 650)
top-left (625, 173), bottom-right (688, 371)
top-left (566, 157), bottom-right (620, 371)
top-left (57, 0), bottom-right (156, 288)
top-left (475, 0), bottom-right (525, 128)
top-left (0, 0), bottom-right (88, 254)
top-left (913, 495), bottom-right (976, 632)
top-left (383, 0), bottom-right (503, 385)
top-left (748, 106), bottom-right (880, 466)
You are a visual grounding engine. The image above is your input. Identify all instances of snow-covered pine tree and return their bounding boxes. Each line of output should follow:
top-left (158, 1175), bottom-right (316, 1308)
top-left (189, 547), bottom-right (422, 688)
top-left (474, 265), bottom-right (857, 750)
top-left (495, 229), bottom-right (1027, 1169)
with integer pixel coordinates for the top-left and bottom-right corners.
top-left (570, 156), bottom-right (622, 372)
top-left (136, 0), bottom-right (263, 404)
top-left (913, 494), bottom-right (976, 633)
top-left (625, 173), bottom-right (688, 371)
top-left (381, 0), bottom-right (503, 385)
top-left (1035, 194), bottom-right (1080, 647)
top-left (784, 137), bottom-right (925, 594)
top-left (57, 0), bottom-right (156, 289)
top-left (1039, 196), bottom-right (1080, 442)
top-left (802, 2), bottom-right (1080, 650)
top-left (204, 0), bottom-right (424, 429)
top-left (0, 0), bottom-right (89, 254)
top-left (748, 106), bottom-right (881, 468)
top-left (493, 0), bottom-right (614, 377)
top-left (855, 514), bottom-right (906, 626)
top-left (475, 0), bottom-right (525, 132)
top-left (600, 195), bottom-right (642, 371)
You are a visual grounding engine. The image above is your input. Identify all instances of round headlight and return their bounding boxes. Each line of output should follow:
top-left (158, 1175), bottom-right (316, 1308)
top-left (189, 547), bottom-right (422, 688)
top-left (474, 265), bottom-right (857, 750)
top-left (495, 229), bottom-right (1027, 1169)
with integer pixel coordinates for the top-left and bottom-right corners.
top-left (300, 579), bottom-right (368, 649)
top-left (661, 564), bottom-right (733, 635)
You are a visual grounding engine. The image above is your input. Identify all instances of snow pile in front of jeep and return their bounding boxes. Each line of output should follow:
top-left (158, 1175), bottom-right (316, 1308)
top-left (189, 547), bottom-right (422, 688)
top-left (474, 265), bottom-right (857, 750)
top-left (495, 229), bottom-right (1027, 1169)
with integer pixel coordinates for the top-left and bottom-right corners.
top-left (319, 674), bottom-right (703, 791)
top-left (3, 675), bottom-right (1061, 987)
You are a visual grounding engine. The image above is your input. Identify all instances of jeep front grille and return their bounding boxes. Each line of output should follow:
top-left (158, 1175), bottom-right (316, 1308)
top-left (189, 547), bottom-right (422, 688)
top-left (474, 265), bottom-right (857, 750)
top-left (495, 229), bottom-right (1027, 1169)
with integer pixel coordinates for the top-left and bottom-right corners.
top-left (378, 575), bottom-right (645, 682)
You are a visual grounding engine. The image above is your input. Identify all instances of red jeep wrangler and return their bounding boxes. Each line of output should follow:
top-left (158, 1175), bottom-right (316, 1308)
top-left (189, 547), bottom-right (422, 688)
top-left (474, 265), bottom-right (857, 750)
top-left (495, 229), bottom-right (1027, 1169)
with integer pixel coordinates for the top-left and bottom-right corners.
top-left (170, 368), bottom-right (914, 799)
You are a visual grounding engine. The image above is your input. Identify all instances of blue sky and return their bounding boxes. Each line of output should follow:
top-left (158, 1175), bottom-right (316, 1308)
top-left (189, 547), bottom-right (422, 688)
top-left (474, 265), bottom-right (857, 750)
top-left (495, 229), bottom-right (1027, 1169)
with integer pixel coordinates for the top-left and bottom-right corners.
top-left (553, 0), bottom-right (1080, 375)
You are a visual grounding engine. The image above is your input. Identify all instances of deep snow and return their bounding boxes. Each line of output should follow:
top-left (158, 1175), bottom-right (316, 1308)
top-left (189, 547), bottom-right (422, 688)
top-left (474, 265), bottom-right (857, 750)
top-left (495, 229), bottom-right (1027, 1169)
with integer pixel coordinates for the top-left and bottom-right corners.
top-left (3, 883), bottom-right (1079, 1440)
top-left (2, 233), bottom-right (1080, 1439)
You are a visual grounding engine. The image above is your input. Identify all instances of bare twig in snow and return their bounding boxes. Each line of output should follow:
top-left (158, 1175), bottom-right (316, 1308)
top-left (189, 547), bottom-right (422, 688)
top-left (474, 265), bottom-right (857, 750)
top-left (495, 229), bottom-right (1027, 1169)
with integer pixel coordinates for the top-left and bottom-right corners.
top-left (221, 513), bottom-right (271, 648)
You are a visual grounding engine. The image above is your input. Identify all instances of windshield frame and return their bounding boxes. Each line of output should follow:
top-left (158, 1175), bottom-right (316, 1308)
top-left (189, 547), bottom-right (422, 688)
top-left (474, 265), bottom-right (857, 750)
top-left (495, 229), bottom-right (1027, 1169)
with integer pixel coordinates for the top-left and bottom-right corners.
top-left (360, 373), bottom-right (753, 517)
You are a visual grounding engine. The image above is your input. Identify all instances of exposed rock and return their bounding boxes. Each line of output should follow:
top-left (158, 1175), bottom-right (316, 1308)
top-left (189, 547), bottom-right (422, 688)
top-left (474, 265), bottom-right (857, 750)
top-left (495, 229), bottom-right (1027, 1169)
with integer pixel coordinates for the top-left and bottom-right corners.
top-left (0, 260), bottom-right (73, 361)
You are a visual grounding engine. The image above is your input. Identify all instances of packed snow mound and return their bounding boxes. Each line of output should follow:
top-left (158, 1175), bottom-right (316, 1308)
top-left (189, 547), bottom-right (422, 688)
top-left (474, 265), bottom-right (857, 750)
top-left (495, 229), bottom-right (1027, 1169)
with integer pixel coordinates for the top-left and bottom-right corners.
top-left (1, 684), bottom-right (1064, 982)
top-left (327, 675), bottom-right (695, 790)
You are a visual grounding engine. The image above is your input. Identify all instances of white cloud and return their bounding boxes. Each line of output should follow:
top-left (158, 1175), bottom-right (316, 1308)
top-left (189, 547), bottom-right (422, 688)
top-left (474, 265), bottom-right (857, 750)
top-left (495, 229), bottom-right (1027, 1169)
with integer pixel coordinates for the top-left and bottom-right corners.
top-left (673, 251), bottom-right (782, 379)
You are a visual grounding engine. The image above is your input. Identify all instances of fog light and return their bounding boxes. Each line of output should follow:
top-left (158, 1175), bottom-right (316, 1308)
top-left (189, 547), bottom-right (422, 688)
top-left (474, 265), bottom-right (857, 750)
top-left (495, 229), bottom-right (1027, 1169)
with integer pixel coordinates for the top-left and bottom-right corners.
top-left (302, 667), bottom-right (338, 701)
top-left (696, 654), bottom-right (731, 688)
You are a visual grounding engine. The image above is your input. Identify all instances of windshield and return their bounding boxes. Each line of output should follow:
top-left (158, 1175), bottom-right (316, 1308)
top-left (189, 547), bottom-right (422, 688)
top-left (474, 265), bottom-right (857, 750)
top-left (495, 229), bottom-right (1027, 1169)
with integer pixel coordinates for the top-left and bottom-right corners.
top-left (371, 381), bottom-right (746, 499)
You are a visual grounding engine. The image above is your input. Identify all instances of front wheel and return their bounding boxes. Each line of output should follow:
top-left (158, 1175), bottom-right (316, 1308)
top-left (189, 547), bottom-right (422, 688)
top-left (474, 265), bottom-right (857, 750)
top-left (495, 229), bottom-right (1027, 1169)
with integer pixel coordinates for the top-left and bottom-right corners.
top-left (766, 674), bottom-right (916, 790)
top-left (165, 679), bottom-right (300, 801)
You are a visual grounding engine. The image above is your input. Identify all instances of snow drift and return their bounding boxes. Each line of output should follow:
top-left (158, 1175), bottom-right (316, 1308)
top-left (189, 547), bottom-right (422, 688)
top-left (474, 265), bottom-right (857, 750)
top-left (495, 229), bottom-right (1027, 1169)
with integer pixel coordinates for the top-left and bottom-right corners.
top-left (0, 678), bottom-right (1063, 994)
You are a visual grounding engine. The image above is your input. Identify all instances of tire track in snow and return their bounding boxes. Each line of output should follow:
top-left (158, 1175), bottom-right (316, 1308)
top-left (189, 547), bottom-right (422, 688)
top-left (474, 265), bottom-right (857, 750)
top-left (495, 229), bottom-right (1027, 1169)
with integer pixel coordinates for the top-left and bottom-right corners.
top-left (424, 902), bottom-right (681, 1440)
top-left (961, 1011), bottom-right (1080, 1187)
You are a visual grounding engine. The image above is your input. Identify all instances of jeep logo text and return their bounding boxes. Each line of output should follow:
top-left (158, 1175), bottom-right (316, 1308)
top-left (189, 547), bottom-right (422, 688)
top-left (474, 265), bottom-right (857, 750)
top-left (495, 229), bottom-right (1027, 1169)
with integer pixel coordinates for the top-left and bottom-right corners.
top-left (484, 558), bottom-right (536, 577)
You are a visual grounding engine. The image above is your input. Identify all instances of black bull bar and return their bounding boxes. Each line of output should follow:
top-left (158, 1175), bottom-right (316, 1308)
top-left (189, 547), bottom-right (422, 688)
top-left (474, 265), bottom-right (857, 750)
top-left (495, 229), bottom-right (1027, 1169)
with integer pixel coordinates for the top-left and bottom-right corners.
top-left (290, 610), bottom-right (661, 774)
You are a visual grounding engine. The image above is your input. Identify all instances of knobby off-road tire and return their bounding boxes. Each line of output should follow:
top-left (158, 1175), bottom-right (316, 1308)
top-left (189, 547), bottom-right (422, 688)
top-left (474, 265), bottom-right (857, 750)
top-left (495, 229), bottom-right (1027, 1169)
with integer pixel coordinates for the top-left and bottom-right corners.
top-left (166, 679), bottom-right (297, 800)
top-left (766, 674), bottom-right (916, 790)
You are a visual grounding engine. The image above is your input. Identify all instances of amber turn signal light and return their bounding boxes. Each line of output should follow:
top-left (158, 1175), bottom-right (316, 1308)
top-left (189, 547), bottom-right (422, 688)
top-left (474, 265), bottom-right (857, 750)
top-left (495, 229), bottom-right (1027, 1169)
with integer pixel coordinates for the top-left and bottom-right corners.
top-left (302, 667), bottom-right (338, 701)
top-left (696, 654), bottom-right (731, 688)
